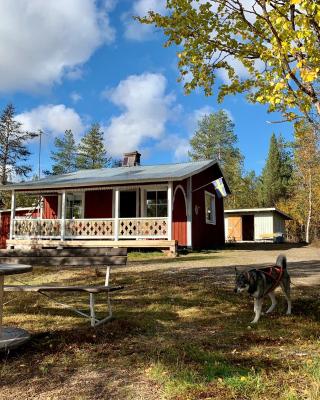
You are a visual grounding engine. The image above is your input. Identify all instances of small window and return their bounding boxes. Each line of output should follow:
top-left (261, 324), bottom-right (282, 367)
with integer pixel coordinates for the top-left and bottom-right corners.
top-left (205, 191), bottom-right (216, 225)
top-left (146, 190), bottom-right (168, 217)
top-left (66, 193), bottom-right (84, 219)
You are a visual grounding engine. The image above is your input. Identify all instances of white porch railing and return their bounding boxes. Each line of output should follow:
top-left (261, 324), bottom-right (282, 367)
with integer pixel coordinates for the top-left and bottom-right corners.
top-left (13, 217), bottom-right (168, 240)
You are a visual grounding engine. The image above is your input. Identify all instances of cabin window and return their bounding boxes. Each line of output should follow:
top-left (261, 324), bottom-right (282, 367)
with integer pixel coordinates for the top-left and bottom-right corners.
top-left (146, 190), bottom-right (167, 217)
top-left (205, 191), bottom-right (216, 225)
top-left (66, 193), bottom-right (84, 219)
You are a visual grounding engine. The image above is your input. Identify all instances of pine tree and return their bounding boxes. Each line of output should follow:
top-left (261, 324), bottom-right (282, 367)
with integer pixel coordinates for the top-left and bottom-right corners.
top-left (76, 123), bottom-right (111, 170)
top-left (189, 110), bottom-right (245, 208)
top-left (258, 133), bottom-right (293, 206)
top-left (0, 103), bottom-right (35, 184)
top-left (51, 129), bottom-right (77, 175)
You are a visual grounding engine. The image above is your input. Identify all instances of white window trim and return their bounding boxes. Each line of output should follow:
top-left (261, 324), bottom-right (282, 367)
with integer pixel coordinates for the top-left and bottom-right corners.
top-left (205, 191), bottom-right (216, 225)
top-left (144, 187), bottom-right (168, 218)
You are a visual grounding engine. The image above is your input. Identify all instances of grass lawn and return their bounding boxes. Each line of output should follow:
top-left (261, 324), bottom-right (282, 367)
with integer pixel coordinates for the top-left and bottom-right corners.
top-left (0, 250), bottom-right (319, 400)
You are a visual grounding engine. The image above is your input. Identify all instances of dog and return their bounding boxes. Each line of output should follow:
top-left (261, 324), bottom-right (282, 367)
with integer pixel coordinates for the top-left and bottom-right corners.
top-left (234, 254), bottom-right (291, 324)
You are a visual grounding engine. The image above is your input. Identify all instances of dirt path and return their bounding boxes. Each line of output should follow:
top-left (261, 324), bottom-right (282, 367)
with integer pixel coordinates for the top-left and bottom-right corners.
top-left (125, 244), bottom-right (320, 288)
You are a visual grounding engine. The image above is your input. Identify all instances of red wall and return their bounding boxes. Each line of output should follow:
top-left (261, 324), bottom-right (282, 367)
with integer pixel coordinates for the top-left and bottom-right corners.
top-left (84, 190), bottom-right (113, 218)
top-left (172, 183), bottom-right (187, 246)
top-left (43, 196), bottom-right (59, 219)
top-left (191, 165), bottom-right (225, 249)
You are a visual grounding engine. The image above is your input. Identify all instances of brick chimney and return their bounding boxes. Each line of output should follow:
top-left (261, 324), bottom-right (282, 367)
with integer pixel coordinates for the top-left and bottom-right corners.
top-left (122, 151), bottom-right (141, 167)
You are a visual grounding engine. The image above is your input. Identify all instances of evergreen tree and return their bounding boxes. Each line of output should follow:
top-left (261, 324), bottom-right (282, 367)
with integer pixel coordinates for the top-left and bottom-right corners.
top-left (189, 110), bottom-right (245, 208)
top-left (76, 123), bottom-right (111, 169)
top-left (0, 103), bottom-right (35, 184)
top-left (258, 133), bottom-right (293, 206)
top-left (51, 129), bottom-right (77, 175)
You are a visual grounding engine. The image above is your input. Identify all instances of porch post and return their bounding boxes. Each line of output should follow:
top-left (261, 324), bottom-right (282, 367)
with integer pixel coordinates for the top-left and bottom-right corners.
top-left (187, 177), bottom-right (193, 247)
top-left (9, 190), bottom-right (16, 240)
top-left (167, 182), bottom-right (173, 240)
top-left (114, 189), bottom-right (119, 241)
top-left (61, 190), bottom-right (66, 241)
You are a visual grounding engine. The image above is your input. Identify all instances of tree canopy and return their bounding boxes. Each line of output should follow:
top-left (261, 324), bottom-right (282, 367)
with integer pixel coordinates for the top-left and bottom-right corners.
top-left (76, 123), bottom-right (111, 170)
top-left (188, 110), bottom-right (256, 208)
top-left (140, 0), bottom-right (320, 125)
top-left (0, 104), bottom-right (35, 184)
top-left (51, 129), bottom-right (77, 175)
top-left (258, 133), bottom-right (292, 206)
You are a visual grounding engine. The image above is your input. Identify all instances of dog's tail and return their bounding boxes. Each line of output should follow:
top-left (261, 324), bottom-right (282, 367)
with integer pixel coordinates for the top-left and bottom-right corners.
top-left (275, 254), bottom-right (287, 269)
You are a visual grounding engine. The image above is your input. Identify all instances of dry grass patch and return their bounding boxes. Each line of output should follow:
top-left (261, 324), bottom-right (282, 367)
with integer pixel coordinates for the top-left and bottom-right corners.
top-left (0, 249), bottom-right (319, 399)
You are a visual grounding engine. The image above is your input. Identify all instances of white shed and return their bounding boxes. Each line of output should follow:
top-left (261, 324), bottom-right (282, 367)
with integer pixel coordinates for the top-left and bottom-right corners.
top-left (224, 208), bottom-right (292, 243)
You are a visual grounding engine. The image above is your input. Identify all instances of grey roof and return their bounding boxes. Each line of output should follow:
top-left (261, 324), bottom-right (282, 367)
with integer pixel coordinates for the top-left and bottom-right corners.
top-left (1, 160), bottom-right (217, 191)
top-left (224, 208), bottom-right (292, 220)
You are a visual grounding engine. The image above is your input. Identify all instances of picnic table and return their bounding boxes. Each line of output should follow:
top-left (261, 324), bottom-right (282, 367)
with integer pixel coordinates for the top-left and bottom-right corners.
top-left (0, 263), bottom-right (32, 350)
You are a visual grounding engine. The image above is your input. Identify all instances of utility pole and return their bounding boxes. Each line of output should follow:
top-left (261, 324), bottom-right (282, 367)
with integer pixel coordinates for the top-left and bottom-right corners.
top-left (37, 129), bottom-right (43, 180)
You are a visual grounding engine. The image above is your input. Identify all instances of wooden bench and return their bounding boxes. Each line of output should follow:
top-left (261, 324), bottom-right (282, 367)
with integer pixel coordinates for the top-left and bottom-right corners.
top-left (2, 247), bottom-right (127, 327)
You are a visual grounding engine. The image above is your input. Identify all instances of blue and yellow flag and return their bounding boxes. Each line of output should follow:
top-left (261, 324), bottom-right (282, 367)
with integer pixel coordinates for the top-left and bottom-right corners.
top-left (213, 177), bottom-right (227, 198)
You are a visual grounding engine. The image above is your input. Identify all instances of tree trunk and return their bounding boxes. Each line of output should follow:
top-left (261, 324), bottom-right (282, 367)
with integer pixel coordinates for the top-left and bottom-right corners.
top-left (305, 168), bottom-right (312, 244)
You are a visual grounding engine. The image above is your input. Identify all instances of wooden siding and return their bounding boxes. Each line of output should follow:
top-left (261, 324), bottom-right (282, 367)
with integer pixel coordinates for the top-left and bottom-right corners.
top-left (254, 213), bottom-right (273, 240)
top-left (84, 190), bottom-right (113, 218)
top-left (43, 195), bottom-right (59, 219)
top-left (172, 185), bottom-right (187, 246)
top-left (191, 164), bottom-right (225, 249)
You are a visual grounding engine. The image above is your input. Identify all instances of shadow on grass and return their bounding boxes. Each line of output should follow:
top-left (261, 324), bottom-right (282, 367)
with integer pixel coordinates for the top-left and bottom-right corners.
top-left (1, 258), bottom-right (320, 399)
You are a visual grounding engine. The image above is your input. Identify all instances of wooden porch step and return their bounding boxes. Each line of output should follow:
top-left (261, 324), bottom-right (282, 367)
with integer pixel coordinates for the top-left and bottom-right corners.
top-left (6, 239), bottom-right (177, 255)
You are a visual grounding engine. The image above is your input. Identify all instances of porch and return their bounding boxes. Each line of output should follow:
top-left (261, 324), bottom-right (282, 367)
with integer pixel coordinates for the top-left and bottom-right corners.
top-left (6, 182), bottom-right (184, 254)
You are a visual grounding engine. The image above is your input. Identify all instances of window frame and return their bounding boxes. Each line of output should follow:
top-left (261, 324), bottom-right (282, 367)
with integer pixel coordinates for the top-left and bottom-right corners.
top-left (65, 192), bottom-right (85, 219)
top-left (205, 191), bottom-right (216, 225)
top-left (145, 189), bottom-right (168, 218)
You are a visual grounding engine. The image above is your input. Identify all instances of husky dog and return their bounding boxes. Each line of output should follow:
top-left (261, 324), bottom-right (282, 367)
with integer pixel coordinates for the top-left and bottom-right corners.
top-left (234, 255), bottom-right (291, 324)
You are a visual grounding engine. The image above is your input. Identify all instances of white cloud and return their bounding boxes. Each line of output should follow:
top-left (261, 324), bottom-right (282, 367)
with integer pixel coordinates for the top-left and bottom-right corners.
top-left (70, 92), bottom-right (83, 103)
top-left (123, 0), bottom-right (166, 41)
top-left (157, 135), bottom-right (190, 162)
top-left (16, 105), bottom-right (85, 138)
top-left (0, 0), bottom-right (115, 92)
top-left (103, 73), bottom-right (175, 156)
top-left (187, 105), bottom-right (215, 132)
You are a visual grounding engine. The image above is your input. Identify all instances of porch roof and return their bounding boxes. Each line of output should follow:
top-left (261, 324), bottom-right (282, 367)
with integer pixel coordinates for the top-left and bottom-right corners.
top-left (1, 160), bottom-right (217, 191)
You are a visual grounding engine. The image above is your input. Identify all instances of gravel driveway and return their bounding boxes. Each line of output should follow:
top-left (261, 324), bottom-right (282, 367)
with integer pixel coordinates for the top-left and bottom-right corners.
top-left (125, 243), bottom-right (320, 288)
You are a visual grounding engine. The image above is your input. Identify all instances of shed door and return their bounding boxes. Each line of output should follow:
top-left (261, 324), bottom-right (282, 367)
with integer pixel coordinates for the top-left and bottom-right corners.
top-left (172, 188), bottom-right (187, 246)
top-left (227, 216), bottom-right (242, 241)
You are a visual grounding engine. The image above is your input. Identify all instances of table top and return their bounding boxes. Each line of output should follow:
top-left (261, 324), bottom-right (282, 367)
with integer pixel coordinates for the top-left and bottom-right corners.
top-left (0, 264), bottom-right (32, 276)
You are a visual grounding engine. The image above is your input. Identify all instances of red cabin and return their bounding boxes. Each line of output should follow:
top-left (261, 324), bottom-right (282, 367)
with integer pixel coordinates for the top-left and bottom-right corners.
top-left (0, 153), bottom-right (230, 253)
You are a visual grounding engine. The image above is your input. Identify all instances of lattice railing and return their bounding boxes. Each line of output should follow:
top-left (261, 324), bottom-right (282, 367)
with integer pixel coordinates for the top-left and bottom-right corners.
top-left (13, 217), bottom-right (168, 239)
top-left (65, 219), bottom-right (114, 238)
top-left (14, 219), bottom-right (61, 238)
top-left (118, 218), bottom-right (168, 238)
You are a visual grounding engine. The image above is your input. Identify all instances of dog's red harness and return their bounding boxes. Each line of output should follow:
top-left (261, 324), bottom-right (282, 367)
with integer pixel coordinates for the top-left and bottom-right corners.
top-left (259, 265), bottom-right (284, 295)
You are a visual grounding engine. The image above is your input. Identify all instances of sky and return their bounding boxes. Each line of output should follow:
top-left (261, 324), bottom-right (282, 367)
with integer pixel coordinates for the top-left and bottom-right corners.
top-left (0, 0), bottom-right (294, 179)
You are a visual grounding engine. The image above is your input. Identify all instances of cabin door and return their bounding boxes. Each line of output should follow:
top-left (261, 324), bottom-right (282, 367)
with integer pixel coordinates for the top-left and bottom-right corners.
top-left (119, 190), bottom-right (137, 218)
top-left (172, 187), bottom-right (187, 246)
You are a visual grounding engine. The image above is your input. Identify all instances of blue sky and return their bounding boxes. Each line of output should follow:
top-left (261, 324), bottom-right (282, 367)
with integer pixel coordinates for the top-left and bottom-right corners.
top-left (0, 0), bottom-right (293, 178)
